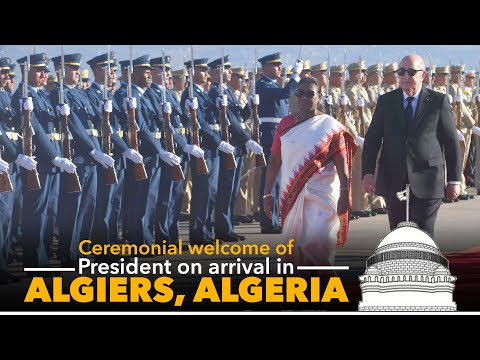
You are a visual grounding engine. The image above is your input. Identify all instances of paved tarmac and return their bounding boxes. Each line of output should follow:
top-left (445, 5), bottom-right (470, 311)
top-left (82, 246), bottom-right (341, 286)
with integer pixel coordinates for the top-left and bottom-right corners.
top-left (1, 188), bottom-right (479, 312)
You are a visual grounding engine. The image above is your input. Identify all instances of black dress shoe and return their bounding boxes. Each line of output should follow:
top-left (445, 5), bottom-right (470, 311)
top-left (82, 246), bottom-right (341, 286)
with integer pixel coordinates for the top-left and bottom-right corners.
top-left (232, 232), bottom-right (246, 241)
top-left (468, 194), bottom-right (475, 199)
top-left (458, 194), bottom-right (469, 200)
top-left (372, 208), bottom-right (388, 215)
top-left (246, 215), bottom-right (256, 222)
top-left (215, 234), bottom-right (238, 242)
top-left (366, 210), bottom-right (377, 216)
top-left (234, 215), bottom-right (254, 224)
top-left (351, 210), bottom-right (371, 217)
top-left (349, 214), bottom-right (359, 220)
top-left (260, 226), bottom-right (282, 234)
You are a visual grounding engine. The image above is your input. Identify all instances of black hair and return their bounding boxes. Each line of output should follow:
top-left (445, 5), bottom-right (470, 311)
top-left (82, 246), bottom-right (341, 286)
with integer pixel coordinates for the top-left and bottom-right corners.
top-left (297, 76), bottom-right (319, 88)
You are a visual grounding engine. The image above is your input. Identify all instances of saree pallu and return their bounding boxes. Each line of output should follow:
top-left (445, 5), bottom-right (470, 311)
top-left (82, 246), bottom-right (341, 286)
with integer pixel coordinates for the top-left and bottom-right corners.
top-left (279, 114), bottom-right (357, 266)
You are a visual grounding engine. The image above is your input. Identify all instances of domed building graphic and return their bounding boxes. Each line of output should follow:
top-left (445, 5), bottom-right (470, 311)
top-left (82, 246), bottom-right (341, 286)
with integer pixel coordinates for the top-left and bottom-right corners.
top-left (358, 186), bottom-right (456, 311)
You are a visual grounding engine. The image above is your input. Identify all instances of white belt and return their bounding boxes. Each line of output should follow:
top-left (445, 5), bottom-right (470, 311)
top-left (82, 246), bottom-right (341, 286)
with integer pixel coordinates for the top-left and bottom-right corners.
top-left (209, 124), bottom-right (221, 131)
top-left (86, 129), bottom-right (99, 137)
top-left (6, 132), bottom-right (21, 141)
top-left (259, 117), bottom-right (281, 123)
top-left (240, 123), bottom-right (246, 129)
top-left (117, 130), bottom-right (124, 137)
top-left (174, 127), bottom-right (187, 135)
top-left (47, 133), bottom-right (62, 141)
top-left (150, 131), bottom-right (162, 139)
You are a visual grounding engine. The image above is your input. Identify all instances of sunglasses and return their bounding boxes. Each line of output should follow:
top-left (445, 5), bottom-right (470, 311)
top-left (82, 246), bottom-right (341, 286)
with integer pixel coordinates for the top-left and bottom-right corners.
top-left (295, 89), bottom-right (317, 98)
top-left (397, 68), bottom-right (423, 77)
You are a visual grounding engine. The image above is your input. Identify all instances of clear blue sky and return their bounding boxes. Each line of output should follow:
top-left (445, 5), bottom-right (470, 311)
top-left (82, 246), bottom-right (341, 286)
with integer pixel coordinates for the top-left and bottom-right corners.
top-left (2, 45), bottom-right (479, 77)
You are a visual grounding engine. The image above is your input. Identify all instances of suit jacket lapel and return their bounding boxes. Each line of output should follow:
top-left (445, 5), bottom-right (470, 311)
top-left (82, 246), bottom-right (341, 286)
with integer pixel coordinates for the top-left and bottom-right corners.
top-left (413, 86), bottom-right (431, 130)
top-left (394, 89), bottom-right (407, 130)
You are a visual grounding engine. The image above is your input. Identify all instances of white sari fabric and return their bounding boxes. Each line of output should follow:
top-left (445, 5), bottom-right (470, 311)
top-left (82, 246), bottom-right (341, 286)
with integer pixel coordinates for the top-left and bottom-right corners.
top-left (279, 114), bottom-right (353, 267)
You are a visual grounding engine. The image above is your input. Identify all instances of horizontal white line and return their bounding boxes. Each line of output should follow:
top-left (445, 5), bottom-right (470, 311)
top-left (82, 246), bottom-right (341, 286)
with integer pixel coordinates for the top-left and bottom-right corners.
top-left (296, 266), bottom-right (350, 271)
top-left (24, 268), bottom-right (76, 272)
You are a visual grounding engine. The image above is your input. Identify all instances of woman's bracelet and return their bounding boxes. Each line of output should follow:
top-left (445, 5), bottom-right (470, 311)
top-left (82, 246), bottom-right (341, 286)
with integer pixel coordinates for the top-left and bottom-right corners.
top-left (263, 194), bottom-right (273, 199)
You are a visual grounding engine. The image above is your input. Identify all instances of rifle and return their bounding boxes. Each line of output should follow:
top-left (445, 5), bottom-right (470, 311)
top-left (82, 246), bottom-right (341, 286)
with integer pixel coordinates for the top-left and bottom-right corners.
top-left (102, 50), bottom-right (118, 185)
top-left (161, 48), bottom-right (184, 181)
top-left (251, 50), bottom-right (266, 168)
top-left (455, 72), bottom-right (462, 131)
top-left (181, 55), bottom-right (186, 92)
top-left (127, 45), bottom-right (148, 181)
top-left (473, 64), bottom-right (479, 122)
top-left (59, 46), bottom-right (82, 193)
top-left (357, 57), bottom-right (366, 137)
top-left (324, 50), bottom-right (331, 116)
top-left (219, 46), bottom-right (236, 170)
top-left (187, 46), bottom-right (208, 176)
top-left (0, 146), bottom-right (13, 193)
top-left (427, 53), bottom-right (433, 90)
top-left (22, 55), bottom-right (41, 191)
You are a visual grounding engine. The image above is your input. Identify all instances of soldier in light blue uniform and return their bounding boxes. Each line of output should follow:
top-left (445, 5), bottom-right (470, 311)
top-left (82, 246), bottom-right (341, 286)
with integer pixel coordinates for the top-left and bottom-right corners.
top-left (0, 125), bottom-right (22, 283)
top-left (12, 53), bottom-right (76, 269)
top-left (207, 55), bottom-right (264, 242)
top-left (0, 57), bottom-right (23, 260)
top-left (116, 55), bottom-right (180, 247)
top-left (147, 55), bottom-right (203, 246)
top-left (256, 52), bottom-right (302, 233)
top-left (180, 58), bottom-right (235, 245)
top-left (85, 53), bottom-right (143, 258)
top-left (50, 53), bottom-right (115, 267)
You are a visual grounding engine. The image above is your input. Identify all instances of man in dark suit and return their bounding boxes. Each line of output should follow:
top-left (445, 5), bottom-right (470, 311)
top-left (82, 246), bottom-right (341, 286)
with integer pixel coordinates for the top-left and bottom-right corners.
top-left (361, 54), bottom-right (461, 238)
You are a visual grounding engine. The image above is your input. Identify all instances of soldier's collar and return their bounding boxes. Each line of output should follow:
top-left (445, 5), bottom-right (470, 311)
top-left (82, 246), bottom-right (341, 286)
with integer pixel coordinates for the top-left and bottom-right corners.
top-left (262, 74), bottom-right (277, 83)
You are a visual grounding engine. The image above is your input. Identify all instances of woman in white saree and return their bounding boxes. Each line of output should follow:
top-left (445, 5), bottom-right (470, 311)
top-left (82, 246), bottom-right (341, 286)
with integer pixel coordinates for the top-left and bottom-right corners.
top-left (263, 77), bottom-right (357, 269)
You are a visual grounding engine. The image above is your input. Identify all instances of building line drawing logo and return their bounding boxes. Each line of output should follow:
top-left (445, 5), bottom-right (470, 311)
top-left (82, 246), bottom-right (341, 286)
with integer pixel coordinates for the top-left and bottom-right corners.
top-left (358, 185), bottom-right (457, 312)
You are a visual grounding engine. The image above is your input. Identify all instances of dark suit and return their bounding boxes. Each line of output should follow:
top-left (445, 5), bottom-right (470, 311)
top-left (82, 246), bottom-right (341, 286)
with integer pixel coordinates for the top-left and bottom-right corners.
top-left (362, 86), bottom-right (461, 237)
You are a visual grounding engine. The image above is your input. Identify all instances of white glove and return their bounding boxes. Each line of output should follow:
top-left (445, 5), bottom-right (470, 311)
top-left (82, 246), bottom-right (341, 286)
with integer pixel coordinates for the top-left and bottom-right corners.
top-left (52, 156), bottom-right (76, 174)
top-left (476, 94), bottom-right (480, 103)
top-left (340, 95), bottom-right (348, 106)
top-left (456, 129), bottom-right (465, 142)
top-left (122, 97), bottom-right (137, 111)
top-left (163, 102), bottom-right (172, 114)
top-left (322, 95), bottom-right (333, 107)
top-left (160, 151), bottom-right (181, 166)
top-left (90, 149), bottom-right (115, 169)
top-left (123, 149), bottom-right (143, 164)
top-left (455, 94), bottom-right (463, 102)
top-left (356, 136), bottom-right (365, 149)
top-left (472, 126), bottom-right (480, 137)
top-left (183, 144), bottom-right (204, 158)
top-left (216, 95), bottom-right (228, 109)
top-left (249, 94), bottom-right (260, 105)
top-left (448, 94), bottom-right (453, 104)
top-left (0, 158), bottom-right (9, 173)
top-left (375, 93), bottom-right (380, 103)
top-left (293, 59), bottom-right (304, 74)
top-left (218, 140), bottom-right (235, 154)
top-left (56, 104), bottom-right (70, 116)
top-left (19, 97), bottom-right (34, 112)
top-left (103, 100), bottom-right (113, 113)
top-left (15, 154), bottom-right (37, 171)
top-left (357, 97), bottom-right (365, 107)
top-left (185, 97), bottom-right (198, 110)
top-left (245, 140), bottom-right (263, 155)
